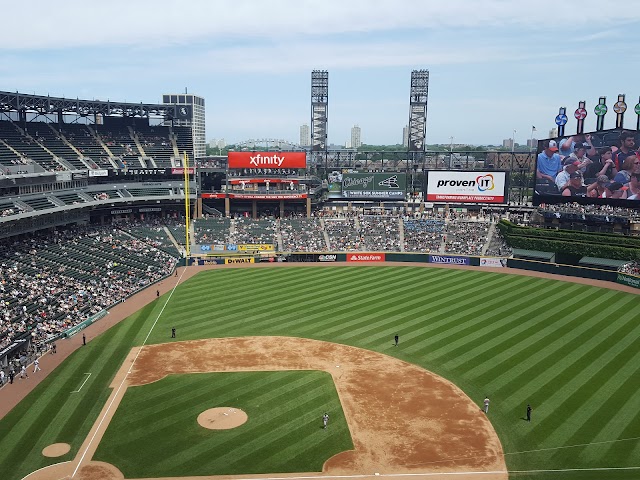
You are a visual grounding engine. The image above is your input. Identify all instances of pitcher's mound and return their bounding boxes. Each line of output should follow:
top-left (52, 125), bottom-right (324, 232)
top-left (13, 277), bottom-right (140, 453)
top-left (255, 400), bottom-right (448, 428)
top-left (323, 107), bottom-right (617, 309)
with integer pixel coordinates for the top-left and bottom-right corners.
top-left (42, 443), bottom-right (70, 457)
top-left (198, 407), bottom-right (248, 429)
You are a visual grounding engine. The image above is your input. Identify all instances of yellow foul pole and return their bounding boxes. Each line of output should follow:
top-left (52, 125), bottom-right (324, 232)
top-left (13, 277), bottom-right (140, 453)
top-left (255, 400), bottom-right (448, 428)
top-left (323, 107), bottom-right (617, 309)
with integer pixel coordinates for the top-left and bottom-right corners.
top-left (183, 151), bottom-right (191, 258)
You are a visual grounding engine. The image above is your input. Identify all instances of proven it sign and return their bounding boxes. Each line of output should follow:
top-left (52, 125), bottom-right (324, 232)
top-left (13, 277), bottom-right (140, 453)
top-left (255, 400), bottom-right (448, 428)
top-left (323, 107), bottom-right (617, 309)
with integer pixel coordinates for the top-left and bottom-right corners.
top-left (228, 152), bottom-right (306, 169)
top-left (347, 253), bottom-right (386, 262)
top-left (426, 171), bottom-right (507, 204)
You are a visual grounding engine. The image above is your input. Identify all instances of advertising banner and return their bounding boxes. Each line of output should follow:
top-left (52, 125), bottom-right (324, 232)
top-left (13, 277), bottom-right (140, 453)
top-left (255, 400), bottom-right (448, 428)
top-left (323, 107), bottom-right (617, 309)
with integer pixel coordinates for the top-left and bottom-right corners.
top-left (616, 273), bottom-right (640, 289)
top-left (201, 193), bottom-right (227, 199)
top-left (318, 254), bottom-right (337, 262)
top-left (238, 244), bottom-right (275, 252)
top-left (479, 257), bottom-right (506, 267)
top-left (426, 171), bottom-right (507, 204)
top-left (228, 152), bottom-right (306, 169)
top-left (341, 173), bottom-right (406, 199)
top-left (346, 253), bottom-right (386, 262)
top-left (228, 193), bottom-right (307, 200)
top-left (171, 167), bottom-right (194, 175)
top-left (428, 254), bottom-right (470, 265)
top-left (88, 169), bottom-right (108, 177)
top-left (224, 257), bottom-right (255, 264)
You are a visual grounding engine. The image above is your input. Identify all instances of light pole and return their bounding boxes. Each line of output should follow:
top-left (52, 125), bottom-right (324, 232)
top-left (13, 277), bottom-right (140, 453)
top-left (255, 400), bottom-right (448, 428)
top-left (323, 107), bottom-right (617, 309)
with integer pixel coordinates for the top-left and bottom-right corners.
top-left (449, 136), bottom-right (454, 168)
top-left (511, 130), bottom-right (516, 153)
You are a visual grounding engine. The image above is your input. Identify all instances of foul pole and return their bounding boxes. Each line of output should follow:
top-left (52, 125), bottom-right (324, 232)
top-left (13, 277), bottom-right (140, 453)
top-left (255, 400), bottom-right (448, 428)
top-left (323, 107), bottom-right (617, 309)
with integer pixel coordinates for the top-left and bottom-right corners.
top-left (183, 151), bottom-right (191, 258)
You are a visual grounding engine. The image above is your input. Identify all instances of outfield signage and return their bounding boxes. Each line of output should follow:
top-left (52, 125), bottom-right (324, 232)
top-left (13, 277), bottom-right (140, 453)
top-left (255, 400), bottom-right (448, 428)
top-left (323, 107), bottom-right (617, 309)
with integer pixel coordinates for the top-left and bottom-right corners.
top-left (198, 244), bottom-right (274, 252)
top-left (229, 193), bottom-right (307, 200)
top-left (341, 173), bottom-right (406, 199)
top-left (88, 169), bottom-right (108, 177)
top-left (228, 152), bottom-right (307, 169)
top-left (617, 273), bottom-right (640, 289)
top-left (318, 254), bottom-right (337, 262)
top-left (479, 257), bottom-right (506, 267)
top-left (225, 257), bottom-right (255, 264)
top-left (171, 167), bottom-right (194, 175)
top-left (426, 171), bottom-right (507, 204)
top-left (429, 254), bottom-right (470, 265)
top-left (346, 253), bottom-right (386, 262)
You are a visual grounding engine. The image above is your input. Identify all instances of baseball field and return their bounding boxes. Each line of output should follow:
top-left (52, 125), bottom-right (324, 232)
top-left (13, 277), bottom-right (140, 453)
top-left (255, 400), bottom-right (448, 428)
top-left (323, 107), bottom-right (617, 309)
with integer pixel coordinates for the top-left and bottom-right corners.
top-left (1, 264), bottom-right (639, 480)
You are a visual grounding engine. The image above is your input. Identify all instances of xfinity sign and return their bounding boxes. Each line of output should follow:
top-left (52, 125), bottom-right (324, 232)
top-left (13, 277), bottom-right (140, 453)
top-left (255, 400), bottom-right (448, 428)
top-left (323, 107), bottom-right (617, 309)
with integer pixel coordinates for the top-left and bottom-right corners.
top-left (426, 171), bottom-right (507, 204)
top-left (228, 152), bottom-right (306, 169)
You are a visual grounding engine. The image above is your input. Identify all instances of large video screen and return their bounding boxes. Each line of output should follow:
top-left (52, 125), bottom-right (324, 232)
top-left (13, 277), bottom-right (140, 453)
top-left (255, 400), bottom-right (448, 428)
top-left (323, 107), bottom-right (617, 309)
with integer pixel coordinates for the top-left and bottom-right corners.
top-left (534, 128), bottom-right (640, 206)
top-left (425, 171), bottom-right (508, 204)
top-left (327, 171), bottom-right (407, 199)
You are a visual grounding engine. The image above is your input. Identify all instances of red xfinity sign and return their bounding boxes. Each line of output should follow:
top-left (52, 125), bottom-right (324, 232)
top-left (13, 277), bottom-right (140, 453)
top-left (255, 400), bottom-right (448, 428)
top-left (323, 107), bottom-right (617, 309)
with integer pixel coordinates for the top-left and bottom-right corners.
top-left (347, 253), bottom-right (386, 262)
top-left (228, 152), bottom-right (306, 169)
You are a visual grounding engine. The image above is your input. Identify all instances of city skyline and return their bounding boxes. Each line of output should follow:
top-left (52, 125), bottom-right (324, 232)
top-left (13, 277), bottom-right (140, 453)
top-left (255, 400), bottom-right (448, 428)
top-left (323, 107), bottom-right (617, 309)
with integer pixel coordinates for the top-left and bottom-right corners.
top-left (2, 1), bottom-right (640, 146)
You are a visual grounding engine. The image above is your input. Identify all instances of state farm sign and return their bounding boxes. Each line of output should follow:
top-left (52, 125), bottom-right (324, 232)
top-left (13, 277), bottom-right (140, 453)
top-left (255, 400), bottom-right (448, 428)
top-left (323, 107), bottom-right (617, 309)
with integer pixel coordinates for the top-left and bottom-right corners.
top-left (346, 253), bottom-right (386, 262)
top-left (228, 152), bottom-right (307, 169)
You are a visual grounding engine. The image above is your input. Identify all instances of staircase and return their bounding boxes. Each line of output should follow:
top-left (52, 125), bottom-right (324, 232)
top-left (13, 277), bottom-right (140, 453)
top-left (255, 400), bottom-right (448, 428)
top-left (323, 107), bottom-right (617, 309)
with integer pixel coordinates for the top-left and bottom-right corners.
top-left (163, 226), bottom-right (185, 257)
top-left (320, 219), bottom-right (331, 250)
top-left (481, 222), bottom-right (497, 256)
top-left (276, 219), bottom-right (284, 251)
top-left (398, 218), bottom-right (405, 252)
top-left (48, 124), bottom-right (90, 167)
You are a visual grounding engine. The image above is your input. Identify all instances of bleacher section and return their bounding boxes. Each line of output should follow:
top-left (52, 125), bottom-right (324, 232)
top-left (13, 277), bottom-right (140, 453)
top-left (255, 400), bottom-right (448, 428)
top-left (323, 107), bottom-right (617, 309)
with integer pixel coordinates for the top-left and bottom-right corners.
top-left (444, 221), bottom-right (490, 255)
top-left (194, 218), bottom-right (230, 245)
top-left (21, 196), bottom-right (57, 211)
top-left (232, 218), bottom-right (277, 245)
top-left (32, 126), bottom-right (86, 170)
top-left (360, 216), bottom-right (401, 252)
top-left (136, 126), bottom-right (173, 168)
top-left (174, 126), bottom-right (193, 161)
top-left (124, 222), bottom-right (181, 257)
top-left (0, 121), bottom-right (59, 171)
top-left (55, 124), bottom-right (112, 168)
top-left (53, 193), bottom-right (87, 206)
top-left (0, 141), bottom-right (21, 168)
top-left (0, 225), bottom-right (179, 350)
top-left (403, 219), bottom-right (445, 252)
top-left (93, 124), bottom-right (139, 167)
top-left (281, 218), bottom-right (327, 252)
top-left (325, 219), bottom-right (361, 251)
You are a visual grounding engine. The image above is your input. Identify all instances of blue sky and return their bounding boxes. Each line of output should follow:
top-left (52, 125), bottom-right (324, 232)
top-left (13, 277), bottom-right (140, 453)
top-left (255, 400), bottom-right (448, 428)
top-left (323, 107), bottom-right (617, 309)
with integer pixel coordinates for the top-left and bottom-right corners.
top-left (2, 0), bottom-right (640, 146)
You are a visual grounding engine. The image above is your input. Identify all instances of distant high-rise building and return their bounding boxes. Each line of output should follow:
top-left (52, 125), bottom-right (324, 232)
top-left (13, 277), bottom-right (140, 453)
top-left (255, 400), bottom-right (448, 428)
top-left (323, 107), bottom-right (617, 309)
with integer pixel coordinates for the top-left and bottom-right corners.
top-left (502, 138), bottom-right (514, 150)
top-left (526, 138), bottom-right (539, 148)
top-left (300, 124), bottom-right (311, 147)
top-left (351, 125), bottom-right (362, 149)
top-left (163, 92), bottom-right (205, 159)
top-left (217, 138), bottom-right (226, 149)
top-left (402, 125), bottom-right (409, 148)
top-left (549, 127), bottom-right (558, 138)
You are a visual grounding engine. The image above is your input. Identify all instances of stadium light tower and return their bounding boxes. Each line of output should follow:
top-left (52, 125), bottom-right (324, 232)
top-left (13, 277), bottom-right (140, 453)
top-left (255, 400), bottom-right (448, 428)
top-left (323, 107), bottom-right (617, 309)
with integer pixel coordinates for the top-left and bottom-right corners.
top-left (408, 70), bottom-right (429, 152)
top-left (311, 70), bottom-right (328, 152)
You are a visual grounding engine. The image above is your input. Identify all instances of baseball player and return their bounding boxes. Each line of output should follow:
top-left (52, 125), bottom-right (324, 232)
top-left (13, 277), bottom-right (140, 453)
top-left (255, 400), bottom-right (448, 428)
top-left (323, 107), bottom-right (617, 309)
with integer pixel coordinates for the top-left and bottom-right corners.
top-left (33, 359), bottom-right (41, 373)
top-left (526, 404), bottom-right (532, 422)
top-left (322, 413), bottom-right (329, 429)
top-left (394, 334), bottom-right (399, 346)
top-left (483, 396), bottom-right (490, 414)
top-left (21, 365), bottom-right (28, 379)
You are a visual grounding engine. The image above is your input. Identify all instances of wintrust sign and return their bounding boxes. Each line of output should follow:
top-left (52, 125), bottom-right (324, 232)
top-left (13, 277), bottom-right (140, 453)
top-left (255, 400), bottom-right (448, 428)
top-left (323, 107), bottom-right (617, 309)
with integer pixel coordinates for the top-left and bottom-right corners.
top-left (347, 253), bottom-right (385, 262)
top-left (228, 152), bottom-right (306, 169)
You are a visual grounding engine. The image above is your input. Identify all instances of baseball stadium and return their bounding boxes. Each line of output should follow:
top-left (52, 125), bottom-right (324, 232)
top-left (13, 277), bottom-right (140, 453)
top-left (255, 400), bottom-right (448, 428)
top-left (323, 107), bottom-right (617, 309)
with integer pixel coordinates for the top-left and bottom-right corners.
top-left (0, 77), bottom-right (639, 480)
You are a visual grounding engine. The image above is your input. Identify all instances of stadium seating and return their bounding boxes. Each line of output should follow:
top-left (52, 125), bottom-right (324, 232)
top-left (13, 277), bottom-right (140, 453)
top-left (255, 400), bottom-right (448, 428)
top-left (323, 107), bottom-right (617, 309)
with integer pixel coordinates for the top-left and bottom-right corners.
top-left (194, 218), bottom-right (231, 245)
top-left (360, 216), bottom-right (401, 252)
top-left (324, 218), bottom-right (361, 251)
top-left (403, 219), bottom-right (445, 252)
top-left (232, 218), bottom-right (277, 245)
top-left (136, 126), bottom-right (174, 168)
top-left (281, 218), bottom-right (327, 251)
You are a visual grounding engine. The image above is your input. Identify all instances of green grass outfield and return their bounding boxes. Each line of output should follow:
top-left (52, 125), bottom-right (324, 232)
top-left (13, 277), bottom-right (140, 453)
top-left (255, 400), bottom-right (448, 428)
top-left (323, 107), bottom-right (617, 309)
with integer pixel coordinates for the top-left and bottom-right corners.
top-left (0, 265), bottom-right (639, 480)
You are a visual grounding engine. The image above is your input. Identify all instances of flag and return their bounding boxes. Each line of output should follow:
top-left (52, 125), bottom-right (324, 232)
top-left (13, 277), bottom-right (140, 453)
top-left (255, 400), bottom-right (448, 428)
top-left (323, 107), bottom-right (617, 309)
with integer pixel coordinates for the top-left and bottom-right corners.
top-left (532, 126), bottom-right (537, 131)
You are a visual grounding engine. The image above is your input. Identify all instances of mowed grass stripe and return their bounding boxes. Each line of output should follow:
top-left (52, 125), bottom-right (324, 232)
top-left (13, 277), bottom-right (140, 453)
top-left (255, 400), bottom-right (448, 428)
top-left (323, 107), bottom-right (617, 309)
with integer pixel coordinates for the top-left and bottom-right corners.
top-left (163, 268), bottom-right (408, 338)
top-left (479, 290), bottom-right (631, 395)
top-left (412, 278), bottom-right (560, 362)
top-left (403, 274), bottom-right (539, 356)
top-left (532, 316), bottom-right (640, 449)
top-left (569, 348), bottom-right (640, 464)
top-left (316, 271), bottom-right (513, 348)
top-left (462, 288), bottom-right (620, 381)
top-left (497, 292), bottom-right (639, 410)
top-left (445, 283), bottom-right (610, 386)
top-left (444, 281), bottom-right (597, 371)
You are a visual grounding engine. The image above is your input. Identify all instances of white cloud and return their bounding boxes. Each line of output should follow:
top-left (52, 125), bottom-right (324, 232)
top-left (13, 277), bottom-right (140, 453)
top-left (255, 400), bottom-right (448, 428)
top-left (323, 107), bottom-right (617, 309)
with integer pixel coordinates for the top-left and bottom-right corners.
top-left (2, 0), bottom-right (639, 50)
